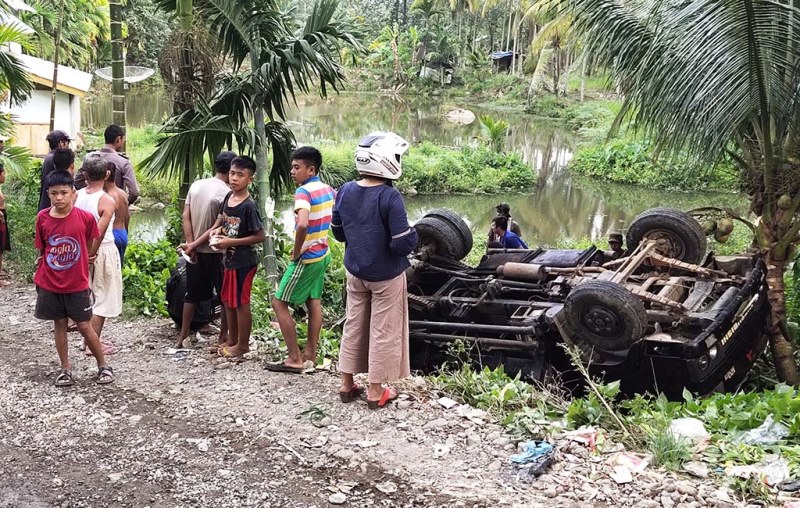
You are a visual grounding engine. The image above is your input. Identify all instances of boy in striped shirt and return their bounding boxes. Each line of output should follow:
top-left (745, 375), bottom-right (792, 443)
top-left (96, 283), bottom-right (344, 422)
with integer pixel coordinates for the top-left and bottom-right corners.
top-left (267, 147), bottom-right (335, 373)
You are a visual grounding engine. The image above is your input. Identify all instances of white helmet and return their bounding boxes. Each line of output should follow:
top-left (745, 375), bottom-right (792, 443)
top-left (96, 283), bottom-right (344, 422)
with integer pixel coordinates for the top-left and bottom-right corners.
top-left (354, 131), bottom-right (409, 180)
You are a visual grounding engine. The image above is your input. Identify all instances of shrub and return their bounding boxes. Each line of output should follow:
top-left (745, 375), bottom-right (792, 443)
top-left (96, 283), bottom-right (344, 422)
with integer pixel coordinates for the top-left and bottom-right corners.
top-left (122, 240), bottom-right (178, 316)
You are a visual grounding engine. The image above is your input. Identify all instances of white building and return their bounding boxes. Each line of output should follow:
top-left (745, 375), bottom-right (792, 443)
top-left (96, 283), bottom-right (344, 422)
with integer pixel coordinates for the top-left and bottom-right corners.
top-left (0, 2), bottom-right (93, 155)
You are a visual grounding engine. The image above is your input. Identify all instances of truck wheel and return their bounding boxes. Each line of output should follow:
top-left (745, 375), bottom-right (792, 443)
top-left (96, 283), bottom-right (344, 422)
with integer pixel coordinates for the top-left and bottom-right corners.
top-left (415, 216), bottom-right (471, 261)
top-left (626, 207), bottom-right (707, 264)
top-left (423, 208), bottom-right (474, 257)
top-left (562, 280), bottom-right (648, 354)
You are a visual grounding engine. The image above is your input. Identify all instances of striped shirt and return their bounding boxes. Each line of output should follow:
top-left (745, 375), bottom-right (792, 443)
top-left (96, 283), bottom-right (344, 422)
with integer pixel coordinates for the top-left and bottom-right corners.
top-left (294, 176), bottom-right (335, 264)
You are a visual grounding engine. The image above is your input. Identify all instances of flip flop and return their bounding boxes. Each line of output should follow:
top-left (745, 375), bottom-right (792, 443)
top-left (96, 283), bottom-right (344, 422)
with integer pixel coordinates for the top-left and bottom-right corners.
top-left (367, 387), bottom-right (398, 410)
top-left (339, 385), bottom-right (365, 403)
top-left (85, 341), bottom-right (118, 356)
top-left (263, 360), bottom-right (305, 374)
top-left (54, 370), bottom-right (74, 387)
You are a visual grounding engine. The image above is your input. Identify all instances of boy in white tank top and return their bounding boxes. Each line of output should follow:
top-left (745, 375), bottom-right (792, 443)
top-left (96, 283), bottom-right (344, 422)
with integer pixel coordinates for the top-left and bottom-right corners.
top-left (75, 154), bottom-right (123, 352)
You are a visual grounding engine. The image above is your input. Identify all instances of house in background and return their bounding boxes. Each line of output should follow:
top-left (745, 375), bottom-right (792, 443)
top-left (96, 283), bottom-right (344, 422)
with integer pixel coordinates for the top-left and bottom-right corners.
top-left (490, 51), bottom-right (516, 72)
top-left (5, 54), bottom-right (93, 155)
top-left (0, 0), bottom-right (92, 155)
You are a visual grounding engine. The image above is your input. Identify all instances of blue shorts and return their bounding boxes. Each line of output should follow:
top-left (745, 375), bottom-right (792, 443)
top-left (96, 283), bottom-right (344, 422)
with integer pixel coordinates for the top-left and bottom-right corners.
top-left (113, 228), bottom-right (128, 265)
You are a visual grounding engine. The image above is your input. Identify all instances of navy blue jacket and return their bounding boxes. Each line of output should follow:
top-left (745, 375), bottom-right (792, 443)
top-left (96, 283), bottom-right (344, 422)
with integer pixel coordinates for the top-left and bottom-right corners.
top-left (331, 181), bottom-right (417, 282)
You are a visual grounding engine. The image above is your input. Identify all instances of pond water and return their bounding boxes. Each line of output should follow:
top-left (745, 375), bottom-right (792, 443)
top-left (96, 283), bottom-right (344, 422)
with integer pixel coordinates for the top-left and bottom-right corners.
top-left (92, 92), bottom-right (746, 246)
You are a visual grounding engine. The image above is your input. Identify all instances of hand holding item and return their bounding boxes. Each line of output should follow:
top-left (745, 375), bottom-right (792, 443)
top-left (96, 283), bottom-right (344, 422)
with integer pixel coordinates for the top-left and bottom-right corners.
top-left (212, 235), bottom-right (233, 250)
top-left (209, 234), bottom-right (223, 251)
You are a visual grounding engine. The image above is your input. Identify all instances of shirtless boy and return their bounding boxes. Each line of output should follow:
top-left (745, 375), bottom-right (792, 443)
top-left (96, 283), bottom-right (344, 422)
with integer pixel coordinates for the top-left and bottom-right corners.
top-left (103, 163), bottom-right (130, 264)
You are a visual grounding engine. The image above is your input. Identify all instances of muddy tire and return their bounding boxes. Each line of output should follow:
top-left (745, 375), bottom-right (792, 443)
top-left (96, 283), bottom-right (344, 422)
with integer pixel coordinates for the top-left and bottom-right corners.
top-left (424, 208), bottom-right (474, 257)
top-left (415, 216), bottom-right (471, 260)
top-left (562, 280), bottom-right (648, 357)
top-left (626, 207), bottom-right (706, 264)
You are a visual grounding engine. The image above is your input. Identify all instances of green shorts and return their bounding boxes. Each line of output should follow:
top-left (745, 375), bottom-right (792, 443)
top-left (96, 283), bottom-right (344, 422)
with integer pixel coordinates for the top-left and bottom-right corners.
top-left (275, 255), bottom-right (330, 305)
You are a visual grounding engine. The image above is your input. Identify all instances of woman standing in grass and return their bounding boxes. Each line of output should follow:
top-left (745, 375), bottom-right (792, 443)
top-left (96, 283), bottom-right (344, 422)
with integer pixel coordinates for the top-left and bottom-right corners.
top-left (331, 132), bottom-right (418, 409)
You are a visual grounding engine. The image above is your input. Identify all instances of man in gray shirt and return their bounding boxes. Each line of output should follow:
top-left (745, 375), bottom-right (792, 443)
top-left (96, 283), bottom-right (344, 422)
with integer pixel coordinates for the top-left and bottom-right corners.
top-left (177, 151), bottom-right (236, 349)
top-left (76, 124), bottom-right (140, 204)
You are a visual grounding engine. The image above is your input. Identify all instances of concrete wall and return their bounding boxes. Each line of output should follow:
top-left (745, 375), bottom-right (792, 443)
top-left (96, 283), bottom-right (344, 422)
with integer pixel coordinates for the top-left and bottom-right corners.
top-left (4, 89), bottom-right (81, 156)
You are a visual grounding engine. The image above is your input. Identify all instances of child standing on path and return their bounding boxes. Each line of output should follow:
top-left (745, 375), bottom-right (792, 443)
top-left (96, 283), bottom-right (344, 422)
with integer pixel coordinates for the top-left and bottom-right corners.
top-left (75, 154), bottom-right (123, 351)
top-left (34, 171), bottom-right (114, 386)
top-left (193, 156), bottom-right (264, 358)
top-left (0, 163), bottom-right (10, 286)
top-left (266, 147), bottom-right (335, 374)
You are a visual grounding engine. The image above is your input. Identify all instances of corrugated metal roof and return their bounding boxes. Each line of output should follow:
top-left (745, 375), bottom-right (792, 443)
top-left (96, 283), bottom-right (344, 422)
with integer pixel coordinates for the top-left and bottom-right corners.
top-left (490, 51), bottom-right (514, 60)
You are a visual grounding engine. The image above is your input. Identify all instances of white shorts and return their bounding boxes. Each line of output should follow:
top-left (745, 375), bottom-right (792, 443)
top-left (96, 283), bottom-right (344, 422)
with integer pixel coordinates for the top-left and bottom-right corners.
top-left (90, 243), bottom-right (123, 318)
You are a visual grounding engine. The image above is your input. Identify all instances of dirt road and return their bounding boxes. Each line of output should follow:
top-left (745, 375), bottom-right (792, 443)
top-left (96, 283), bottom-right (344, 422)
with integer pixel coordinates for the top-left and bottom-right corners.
top-left (0, 284), bottom-right (756, 508)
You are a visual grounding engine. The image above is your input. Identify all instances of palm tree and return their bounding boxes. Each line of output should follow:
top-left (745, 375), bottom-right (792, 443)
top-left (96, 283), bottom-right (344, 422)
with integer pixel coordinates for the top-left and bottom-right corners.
top-left (478, 114), bottom-right (509, 152)
top-left (0, 25), bottom-right (33, 112)
top-left (566, 0), bottom-right (800, 384)
top-left (144, 0), bottom-right (362, 283)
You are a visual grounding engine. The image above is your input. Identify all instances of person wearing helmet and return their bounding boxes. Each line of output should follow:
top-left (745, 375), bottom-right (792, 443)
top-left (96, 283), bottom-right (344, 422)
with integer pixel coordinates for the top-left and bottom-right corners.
top-left (331, 132), bottom-right (418, 409)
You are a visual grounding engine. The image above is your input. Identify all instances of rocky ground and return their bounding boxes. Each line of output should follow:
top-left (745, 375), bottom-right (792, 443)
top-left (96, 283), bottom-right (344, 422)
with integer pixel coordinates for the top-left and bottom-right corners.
top-left (1, 284), bottom-right (797, 508)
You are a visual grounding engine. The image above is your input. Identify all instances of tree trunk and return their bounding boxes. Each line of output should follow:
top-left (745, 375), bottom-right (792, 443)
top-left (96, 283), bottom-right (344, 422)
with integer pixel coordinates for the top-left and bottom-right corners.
top-left (252, 51), bottom-right (279, 288)
top-left (579, 56), bottom-right (586, 102)
top-left (765, 253), bottom-right (800, 384)
top-left (110, 0), bottom-right (126, 148)
top-left (176, 0), bottom-right (194, 204)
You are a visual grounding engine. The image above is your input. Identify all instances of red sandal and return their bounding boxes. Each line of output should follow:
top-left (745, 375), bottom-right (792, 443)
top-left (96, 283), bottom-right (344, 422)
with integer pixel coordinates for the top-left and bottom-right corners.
top-left (367, 387), bottom-right (398, 410)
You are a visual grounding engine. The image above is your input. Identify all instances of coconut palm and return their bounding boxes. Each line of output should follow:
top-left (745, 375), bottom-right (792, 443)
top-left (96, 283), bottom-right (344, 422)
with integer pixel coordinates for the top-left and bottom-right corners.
top-left (145, 0), bottom-right (363, 282)
top-left (566, 0), bottom-right (800, 383)
top-left (478, 114), bottom-right (509, 152)
top-left (20, 0), bottom-right (110, 71)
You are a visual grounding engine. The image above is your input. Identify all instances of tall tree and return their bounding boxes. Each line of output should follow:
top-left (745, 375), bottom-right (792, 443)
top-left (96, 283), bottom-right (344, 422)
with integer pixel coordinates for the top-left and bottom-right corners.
top-left (567, 0), bottom-right (800, 383)
top-left (20, 0), bottom-right (110, 71)
top-left (145, 0), bottom-right (363, 285)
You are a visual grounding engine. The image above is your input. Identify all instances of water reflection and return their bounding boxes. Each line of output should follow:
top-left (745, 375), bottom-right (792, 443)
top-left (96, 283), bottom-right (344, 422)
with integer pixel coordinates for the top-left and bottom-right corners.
top-left (87, 92), bottom-right (746, 246)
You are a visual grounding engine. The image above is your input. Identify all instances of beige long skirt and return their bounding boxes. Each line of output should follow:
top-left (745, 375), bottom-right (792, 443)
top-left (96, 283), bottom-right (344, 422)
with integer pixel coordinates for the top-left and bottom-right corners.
top-left (338, 270), bottom-right (410, 383)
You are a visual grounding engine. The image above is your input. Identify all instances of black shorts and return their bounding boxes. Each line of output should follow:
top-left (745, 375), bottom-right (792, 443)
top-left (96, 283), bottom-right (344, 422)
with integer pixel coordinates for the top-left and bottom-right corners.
top-left (34, 287), bottom-right (93, 322)
top-left (185, 252), bottom-right (223, 304)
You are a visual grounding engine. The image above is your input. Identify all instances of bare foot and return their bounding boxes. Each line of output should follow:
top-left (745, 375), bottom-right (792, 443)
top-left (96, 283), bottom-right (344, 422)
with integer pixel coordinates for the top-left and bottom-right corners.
top-left (221, 345), bottom-right (250, 357)
top-left (301, 350), bottom-right (317, 364)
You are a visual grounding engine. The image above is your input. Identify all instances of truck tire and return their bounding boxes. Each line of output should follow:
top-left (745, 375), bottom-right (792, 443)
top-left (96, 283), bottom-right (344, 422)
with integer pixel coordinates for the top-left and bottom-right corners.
top-left (423, 208), bottom-right (474, 257)
top-left (562, 280), bottom-right (648, 356)
top-left (415, 216), bottom-right (471, 261)
top-left (626, 207), bottom-right (706, 264)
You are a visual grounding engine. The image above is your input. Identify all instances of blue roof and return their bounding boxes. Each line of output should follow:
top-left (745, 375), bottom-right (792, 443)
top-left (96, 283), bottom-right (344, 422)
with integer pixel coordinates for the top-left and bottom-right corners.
top-left (490, 51), bottom-right (514, 60)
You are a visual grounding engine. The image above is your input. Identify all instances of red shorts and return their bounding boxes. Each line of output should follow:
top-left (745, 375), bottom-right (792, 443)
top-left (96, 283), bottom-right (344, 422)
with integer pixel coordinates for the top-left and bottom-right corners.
top-left (221, 265), bottom-right (257, 308)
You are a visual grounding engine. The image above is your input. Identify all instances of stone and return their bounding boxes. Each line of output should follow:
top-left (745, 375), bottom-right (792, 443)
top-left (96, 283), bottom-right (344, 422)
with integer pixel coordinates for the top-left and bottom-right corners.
top-left (328, 492), bottom-right (347, 505)
top-left (375, 481), bottom-right (397, 494)
top-left (334, 449), bottom-right (354, 460)
top-left (424, 418), bottom-right (448, 430)
top-left (676, 483), bottom-right (697, 497)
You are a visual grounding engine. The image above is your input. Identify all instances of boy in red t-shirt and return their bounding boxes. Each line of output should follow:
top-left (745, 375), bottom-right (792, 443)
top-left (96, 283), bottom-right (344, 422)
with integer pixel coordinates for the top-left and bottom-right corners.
top-left (34, 171), bottom-right (114, 386)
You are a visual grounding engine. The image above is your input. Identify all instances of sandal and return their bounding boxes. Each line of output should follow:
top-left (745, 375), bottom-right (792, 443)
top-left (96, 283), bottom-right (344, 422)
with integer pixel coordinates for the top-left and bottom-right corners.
top-left (263, 360), bottom-right (304, 373)
top-left (84, 340), bottom-right (119, 356)
top-left (54, 370), bottom-right (74, 387)
top-left (339, 385), bottom-right (365, 403)
top-left (97, 366), bottom-right (114, 385)
top-left (367, 387), bottom-right (398, 410)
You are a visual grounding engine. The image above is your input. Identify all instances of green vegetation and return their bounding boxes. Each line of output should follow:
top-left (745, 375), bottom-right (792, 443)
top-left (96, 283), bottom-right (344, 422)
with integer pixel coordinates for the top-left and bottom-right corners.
top-left (122, 240), bottom-right (178, 316)
top-left (319, 141), bottom-right (534, 195)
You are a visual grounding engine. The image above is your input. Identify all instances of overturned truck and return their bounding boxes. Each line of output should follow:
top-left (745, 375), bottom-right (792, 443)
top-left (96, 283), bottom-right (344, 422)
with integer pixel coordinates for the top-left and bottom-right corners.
top-left (407, 208), bottom-right (768, 399)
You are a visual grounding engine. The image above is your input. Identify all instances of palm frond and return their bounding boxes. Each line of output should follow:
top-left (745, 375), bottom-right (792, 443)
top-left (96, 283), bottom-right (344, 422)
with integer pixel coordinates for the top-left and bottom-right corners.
top-left (568, 0), bottom-right (800, 166)
top-left (0, 25), bottom-right (33, 105)
top-left (0, 145), bottom-right (36, 181)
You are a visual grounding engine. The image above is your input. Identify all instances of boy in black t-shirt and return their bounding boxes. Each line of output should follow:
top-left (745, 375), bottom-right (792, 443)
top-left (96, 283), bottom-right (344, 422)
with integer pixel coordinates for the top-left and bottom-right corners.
top-left (192, 156), bottom-right (265, 357)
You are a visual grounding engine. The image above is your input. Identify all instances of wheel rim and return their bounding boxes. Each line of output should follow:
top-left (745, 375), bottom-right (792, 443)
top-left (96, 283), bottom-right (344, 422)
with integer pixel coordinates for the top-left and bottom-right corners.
top-left (581, 305), bottom-right (623, 338)
top-left (644, 229), bottom-right (686, 258)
